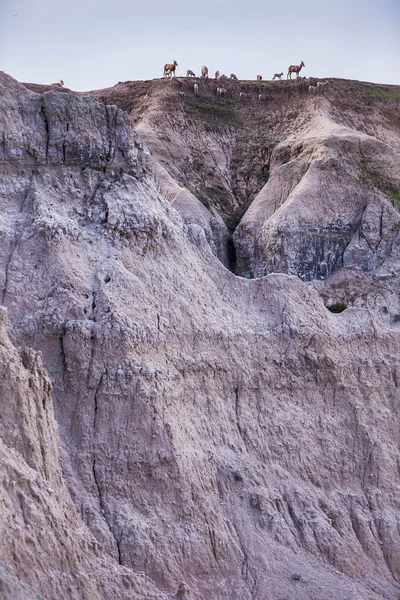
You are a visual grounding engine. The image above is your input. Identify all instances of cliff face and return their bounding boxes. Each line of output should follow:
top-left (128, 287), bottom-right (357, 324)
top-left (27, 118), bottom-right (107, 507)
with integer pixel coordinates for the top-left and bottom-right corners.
top-left (1, 71), bottom-right (400, 600)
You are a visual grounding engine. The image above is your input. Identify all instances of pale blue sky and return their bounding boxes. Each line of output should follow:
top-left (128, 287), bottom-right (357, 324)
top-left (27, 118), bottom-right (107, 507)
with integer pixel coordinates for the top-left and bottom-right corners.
top-left (1, 0), bottom-right (399, 90)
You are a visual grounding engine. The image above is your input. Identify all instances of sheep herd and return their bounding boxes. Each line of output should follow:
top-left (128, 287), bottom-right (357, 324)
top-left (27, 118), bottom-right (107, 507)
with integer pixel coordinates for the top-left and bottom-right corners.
top-left (163, 60), bottom-right (329, 99)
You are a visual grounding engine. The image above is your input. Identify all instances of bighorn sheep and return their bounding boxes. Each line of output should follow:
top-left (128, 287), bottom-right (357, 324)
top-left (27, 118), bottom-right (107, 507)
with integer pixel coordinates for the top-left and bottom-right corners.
top-left (201, 65), bottom-right (209, 78)
top-left (317, 81), bottom-right (329, 91)
top-left (217, 87), bottom-right (227, 97)
top-left (220, 74), bottom-right (228, 80)
top-left (215, 70), bottom-right (220, 79)
top-left (51, 79), bottom-right (64, 87)
top-left (272, 73), bottom-right (283, 80)
top-left (186, 69), bottom-right (196, 77)
top-left (194, 83), bottom-right (199, 95)
top-left (287, 61), bottom-right (305, 79)
top-left (308, 85), bottom-right (317, 94)
top-left (178, 91), bottom-right (185, 98)
top-left (256, 75), bottom-right (262, 81)
top-left (164, 60), bottom-right (178, 77)
top-left (230, 73), bottom-right (238, 80)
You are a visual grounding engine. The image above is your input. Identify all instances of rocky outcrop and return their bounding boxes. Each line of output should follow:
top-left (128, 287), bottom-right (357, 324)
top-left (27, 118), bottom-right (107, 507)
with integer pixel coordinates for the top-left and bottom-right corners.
top-left (1, 71), bottom-right (400, 600)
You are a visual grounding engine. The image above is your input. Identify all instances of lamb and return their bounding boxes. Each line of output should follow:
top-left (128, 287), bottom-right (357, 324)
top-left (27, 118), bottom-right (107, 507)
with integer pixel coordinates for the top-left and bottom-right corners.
top-left (51, 79), bottom-right (64, 87)
top-left (194, 83), bottom-right (199, 95)
top-left (287, 61), bottom-right (305, 79)
top-left (256, 75), bottom-right (262, 81)
top-left (186, 69), bottom-right (196, 77)
top-left (217, 87), bottom-right (227, 97)
top-left (272, 73), bottom-right (283, 80)
top-left (230, 73), bottom-right (238, 80)
top-left (215, 70), bottom-right (220, 79)
top-left (317, 81), bottom-right (329, 91)
top-left (201, 65), bottom-right (209, 78)
top-left (164, 60), bottom-right (178, 77)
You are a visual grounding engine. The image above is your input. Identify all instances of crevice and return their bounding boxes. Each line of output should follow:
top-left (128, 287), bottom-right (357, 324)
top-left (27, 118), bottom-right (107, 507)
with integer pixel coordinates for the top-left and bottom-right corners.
top-left (41, 97), bottom-right (50, 163)
top-left (59, 330), bottom-right (67, 387)
top-left (227, 236), bottom-right (237, 273)
top-left (2, 177), bottom-right (35, 305)
top-left (234, 386), bottom-right (248, 449)
top-left (92, 455), bottom-right (122, 566)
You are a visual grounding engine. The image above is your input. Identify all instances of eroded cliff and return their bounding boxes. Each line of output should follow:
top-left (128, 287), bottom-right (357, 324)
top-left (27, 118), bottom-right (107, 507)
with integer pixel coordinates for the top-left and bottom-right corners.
top-left (1, 71), bottom-right (400, 600)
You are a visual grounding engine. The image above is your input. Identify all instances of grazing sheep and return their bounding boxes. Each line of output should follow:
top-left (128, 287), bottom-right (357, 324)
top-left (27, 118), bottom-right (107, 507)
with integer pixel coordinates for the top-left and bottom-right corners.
top-left (215, 70), bottom-right (220, 79)
top-left (178, 91), bottom-right (185, 98)
top-left (186, 69), bottom-right (196, 77)
top-left (308, 85), bottom-right (317, 94)
top-left (217, 87), bottom-right (227, 97)
top-left (164, 60), bottom-right (178, 77)
top-left (230, 73), bottom-right (238, 80)
top-left (220, 74), bottom-right (228, 80)
top-left (272, 73), bottom-right (283, 80)
top-left (51, 79), bottom-right (64, 87)
top-left (317, 81), bottom-right (329, 91)
top-left (194, 83), bottom-right (199, 95)
top-left (287, 61), bottom-right (305, 79)
top-left (256, 75), bottom-right (262, 81)
top-left (258, 94), bottom-right (265, 101)
top-left (201, 65), bottom-right (209, 78)
top-left (239, 92), bottom-right (250, 99)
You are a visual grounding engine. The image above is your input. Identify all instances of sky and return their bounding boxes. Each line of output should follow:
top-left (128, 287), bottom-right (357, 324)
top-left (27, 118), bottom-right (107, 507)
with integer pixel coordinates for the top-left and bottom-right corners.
top-left (1, 0), bottom-right (399, 91)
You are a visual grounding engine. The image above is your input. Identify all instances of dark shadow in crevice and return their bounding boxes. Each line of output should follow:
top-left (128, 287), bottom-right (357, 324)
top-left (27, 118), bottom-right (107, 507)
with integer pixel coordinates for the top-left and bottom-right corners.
top-left (227, 236), bottom-right (237, 274)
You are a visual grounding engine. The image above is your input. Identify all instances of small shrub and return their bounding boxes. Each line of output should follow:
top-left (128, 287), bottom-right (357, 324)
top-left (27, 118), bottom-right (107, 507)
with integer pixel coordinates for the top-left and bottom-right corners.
top-left (327, 302), bottom-right (348, 313)
top-left (226, 208), bottom-right (245, 231)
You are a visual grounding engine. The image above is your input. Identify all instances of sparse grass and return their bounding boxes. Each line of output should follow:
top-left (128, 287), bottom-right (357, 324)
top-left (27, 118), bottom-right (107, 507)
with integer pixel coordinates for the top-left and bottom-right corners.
top-left (184, 96), bottom-right (235, 122)
top-left (360, 157), bottom-right (400, 203)
top-left (327, 302), bottom-right (348, 313)
top-left (363, 85), bottom-right (400, 101)
top-left (387, 186), bottom-right (400, 202)
top-left (226, 208), bottom-right (245, 231)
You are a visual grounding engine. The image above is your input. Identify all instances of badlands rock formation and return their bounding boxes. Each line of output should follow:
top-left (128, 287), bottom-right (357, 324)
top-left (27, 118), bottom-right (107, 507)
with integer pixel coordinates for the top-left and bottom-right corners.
top-left (1, 71), bottom-right (400, 599)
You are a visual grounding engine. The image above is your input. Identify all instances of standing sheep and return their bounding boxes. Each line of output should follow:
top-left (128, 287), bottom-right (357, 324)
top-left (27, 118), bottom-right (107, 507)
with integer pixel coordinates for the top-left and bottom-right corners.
top-left (272, 72), bottom-right (283, 80)
top-left (215, 70), bottom-right (220, 79)
top-left (256, 75), bottom-right (262, 81)
top-left (186, 69), bottom-right (196, 77)
top-left (201, 65), bottom-right (209, 78)
top-left (230, 73), bottom-right (238, 80)
top-left (287, 61), bottom-right (305, 79)
top-left (217, 87), bottom-right (227, 97)
top-left (194, 83), bottom-right (199, 95)
top-left (164, 60), bottom-right (178, 77)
